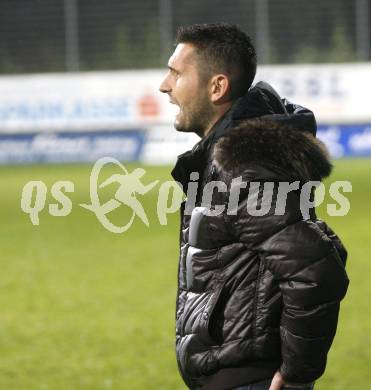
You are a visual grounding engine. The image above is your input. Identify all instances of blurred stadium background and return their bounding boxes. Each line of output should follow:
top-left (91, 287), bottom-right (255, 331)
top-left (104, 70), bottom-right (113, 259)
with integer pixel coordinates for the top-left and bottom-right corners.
top-left (0, 1), bottom-right (370, 389)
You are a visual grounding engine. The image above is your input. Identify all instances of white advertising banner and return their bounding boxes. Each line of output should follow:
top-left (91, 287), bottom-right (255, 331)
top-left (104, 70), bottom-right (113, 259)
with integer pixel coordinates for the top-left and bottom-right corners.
top-left (0, 70), bottom-right (174, 133)
top-left (255, 63), bottom-right (370, 124)
top-left (0, 63), bottom-right (369, 133)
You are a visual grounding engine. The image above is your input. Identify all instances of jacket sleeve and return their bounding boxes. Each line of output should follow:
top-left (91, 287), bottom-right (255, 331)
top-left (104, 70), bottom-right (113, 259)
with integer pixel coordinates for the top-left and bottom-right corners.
top-left (230, 183), bottom-right (349, 383)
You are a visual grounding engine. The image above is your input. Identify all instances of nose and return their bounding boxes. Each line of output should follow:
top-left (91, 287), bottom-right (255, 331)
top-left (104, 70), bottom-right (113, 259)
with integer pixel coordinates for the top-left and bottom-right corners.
top-left (159, 74), bottom-right (171, 94)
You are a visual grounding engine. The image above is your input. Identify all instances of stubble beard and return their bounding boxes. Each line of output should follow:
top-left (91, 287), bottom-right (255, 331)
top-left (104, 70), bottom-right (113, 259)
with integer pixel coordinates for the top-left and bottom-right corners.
top-left (174, 96), bottom-right (215, 136)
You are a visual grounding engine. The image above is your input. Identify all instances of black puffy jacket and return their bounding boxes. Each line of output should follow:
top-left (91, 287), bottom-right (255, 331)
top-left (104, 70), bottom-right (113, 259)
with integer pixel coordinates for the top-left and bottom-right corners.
top-left (171, 82), bottom-right (349, 390)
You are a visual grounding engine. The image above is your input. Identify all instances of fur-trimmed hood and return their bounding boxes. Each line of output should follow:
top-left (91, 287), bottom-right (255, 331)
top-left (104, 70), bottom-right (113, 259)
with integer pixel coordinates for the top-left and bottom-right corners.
top-left (213, 118), bottom-right (332, 182)
top-left (172, 81), bottom-right (323, 189)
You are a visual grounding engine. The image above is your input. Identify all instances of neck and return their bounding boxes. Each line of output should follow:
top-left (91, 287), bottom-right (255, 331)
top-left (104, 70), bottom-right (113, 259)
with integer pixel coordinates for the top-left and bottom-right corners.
top-left (202, 102), bottom-right (233, 138)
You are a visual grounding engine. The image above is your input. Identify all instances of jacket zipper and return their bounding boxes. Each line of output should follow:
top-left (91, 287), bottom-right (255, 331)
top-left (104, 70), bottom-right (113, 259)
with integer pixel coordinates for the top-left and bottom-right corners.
top-left (252, 254), bottom-right (265, 349)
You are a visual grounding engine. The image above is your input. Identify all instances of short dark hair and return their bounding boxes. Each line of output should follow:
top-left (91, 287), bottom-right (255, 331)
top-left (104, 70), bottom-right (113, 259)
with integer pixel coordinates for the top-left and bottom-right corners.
top-left (175, 23), bottom-right (257, 100)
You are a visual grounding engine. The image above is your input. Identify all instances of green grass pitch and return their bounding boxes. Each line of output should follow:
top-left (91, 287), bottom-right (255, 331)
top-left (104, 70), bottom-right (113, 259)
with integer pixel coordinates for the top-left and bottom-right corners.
top-left (0, 158), bottom-right (370, 389)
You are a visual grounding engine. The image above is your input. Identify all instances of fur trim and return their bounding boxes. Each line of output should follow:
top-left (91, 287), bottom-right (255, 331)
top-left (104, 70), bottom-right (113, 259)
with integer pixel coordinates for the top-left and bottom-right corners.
top-left (212, 118), bottom-right (332, 181)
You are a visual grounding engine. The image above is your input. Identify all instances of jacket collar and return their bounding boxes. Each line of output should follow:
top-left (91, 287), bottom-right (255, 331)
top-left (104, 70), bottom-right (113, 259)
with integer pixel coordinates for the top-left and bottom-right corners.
top-left (170, 107), bottom-right (233, 190)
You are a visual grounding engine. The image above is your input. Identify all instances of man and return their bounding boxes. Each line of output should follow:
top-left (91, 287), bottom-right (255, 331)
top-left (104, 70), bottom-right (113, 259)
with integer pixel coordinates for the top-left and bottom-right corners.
top-left (159, 23), bottom-right (349, 390)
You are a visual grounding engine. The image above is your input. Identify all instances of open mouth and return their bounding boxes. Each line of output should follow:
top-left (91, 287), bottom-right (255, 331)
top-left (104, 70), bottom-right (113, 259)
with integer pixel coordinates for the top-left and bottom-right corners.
top-left (170, 101), bottom-right (181, 114)
top-left (168, 97), bottom-right (181, 116)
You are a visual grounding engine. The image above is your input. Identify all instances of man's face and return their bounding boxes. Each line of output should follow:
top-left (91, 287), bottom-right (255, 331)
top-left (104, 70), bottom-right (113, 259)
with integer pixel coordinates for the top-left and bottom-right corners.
top-left (159, 43), bottom-right (214, 135)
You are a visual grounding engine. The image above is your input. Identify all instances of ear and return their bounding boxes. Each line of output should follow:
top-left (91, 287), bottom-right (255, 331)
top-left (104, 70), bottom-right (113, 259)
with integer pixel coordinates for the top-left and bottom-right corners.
top-left (209, 74), bottom-right (230, 103)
